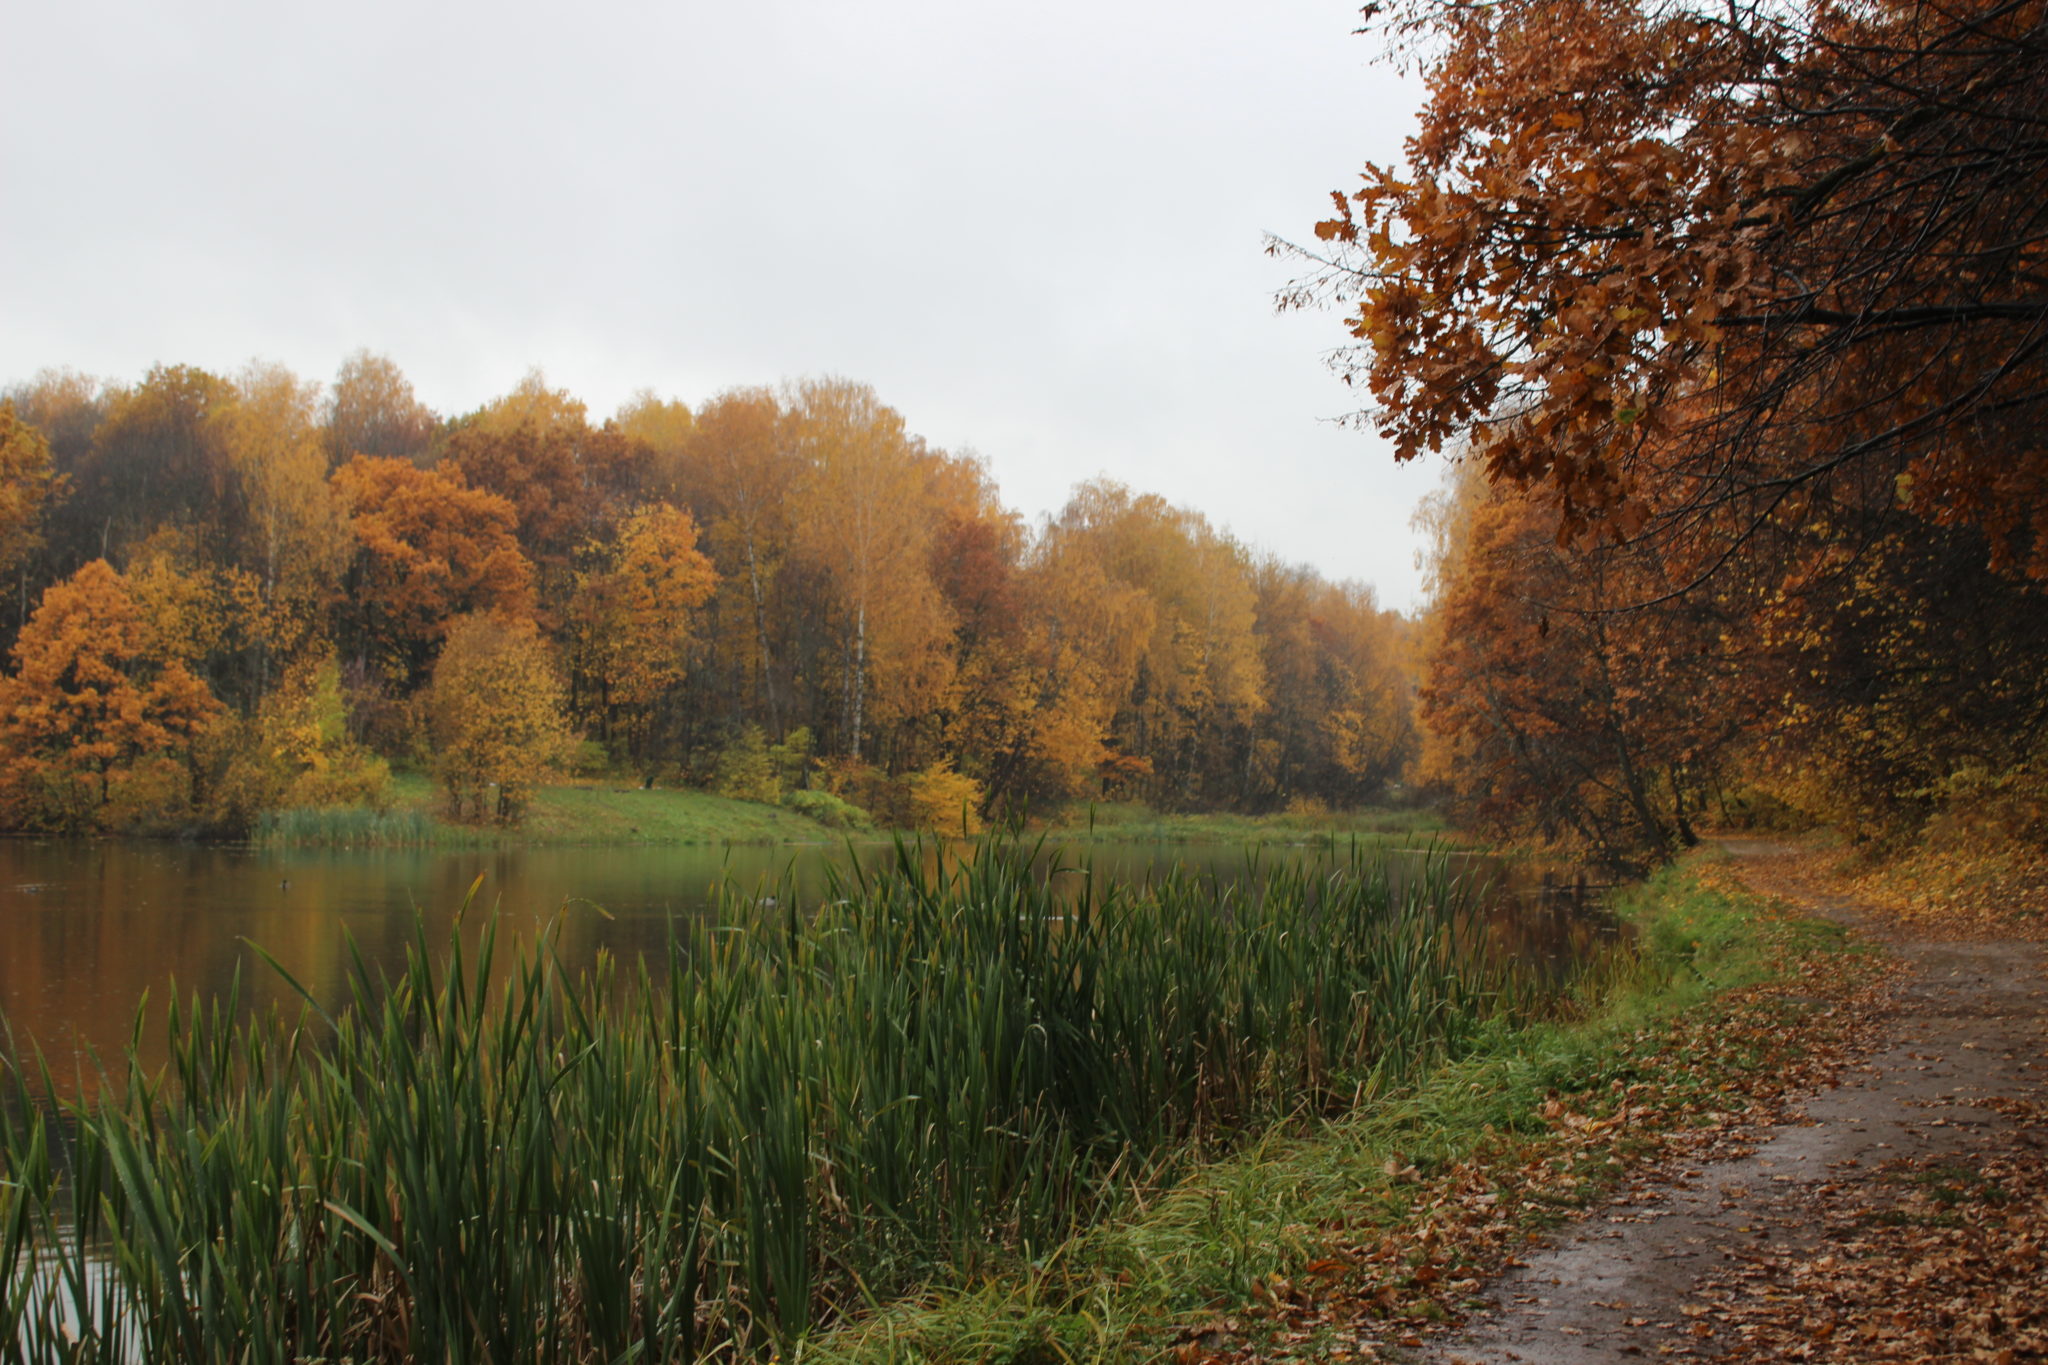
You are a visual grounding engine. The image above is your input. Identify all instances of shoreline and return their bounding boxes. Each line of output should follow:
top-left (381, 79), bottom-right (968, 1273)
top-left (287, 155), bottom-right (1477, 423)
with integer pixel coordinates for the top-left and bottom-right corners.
top-left (235, 779), bottom-right (1453, 851)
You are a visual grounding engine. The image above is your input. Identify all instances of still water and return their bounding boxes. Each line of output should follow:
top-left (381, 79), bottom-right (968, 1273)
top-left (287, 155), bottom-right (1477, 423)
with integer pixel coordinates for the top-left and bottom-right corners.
top-left (0, 836), bottom-right (1617, 1085)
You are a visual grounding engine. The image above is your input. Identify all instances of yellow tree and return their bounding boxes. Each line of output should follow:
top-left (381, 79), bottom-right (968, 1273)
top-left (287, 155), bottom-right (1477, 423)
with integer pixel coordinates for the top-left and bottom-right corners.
top-left (0, 403), bottom-right (59, 640)
top-left (1247, 559), bottom-right (1418, 807)
top-left (214, 363), bottom-right (351, 687)
top-left (426, 613), bottom-right (573, 823)
top-left (212, 649), bottom-right (390, 832)
top-left (613, 390), bottom-right (693, 501)
top-left (464, 369), bottom-right (589, 438)
top-left (678, 389), bottom-right (798, 734)
top-left (326, 350), bottom-right (436, 464)
top-left (786, 377), bottom-right (953, 760)
top-left (1047, 481), bottom-right (1265, 804)
top-left (566, 502), bottom-right (718, 768)
top-left (0, 560), bottom-right (221, 828)
top-left (124, 528), bottom-right (267, 717)
top-left (1007, 539), bottom-right (1156, 799)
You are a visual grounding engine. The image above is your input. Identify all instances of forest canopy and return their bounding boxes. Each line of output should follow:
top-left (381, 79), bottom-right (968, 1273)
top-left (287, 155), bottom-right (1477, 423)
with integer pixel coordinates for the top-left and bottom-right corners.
top-left (0, 359), bottom-right (1420, 834)
top-left (1289, 0), bottom-right (2048, 860)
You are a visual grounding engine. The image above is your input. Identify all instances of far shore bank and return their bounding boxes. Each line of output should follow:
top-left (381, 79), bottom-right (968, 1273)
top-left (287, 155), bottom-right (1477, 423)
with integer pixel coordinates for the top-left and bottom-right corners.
top-left (245, 775), bottom-right (1451, 850)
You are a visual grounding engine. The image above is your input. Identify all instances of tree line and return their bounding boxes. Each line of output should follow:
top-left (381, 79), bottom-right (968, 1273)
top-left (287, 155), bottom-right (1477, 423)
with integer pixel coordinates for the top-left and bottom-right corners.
top-left (1287, 0), bottom-right (2048, 861)
top-left (0, 359), bottom-right (1419, 833)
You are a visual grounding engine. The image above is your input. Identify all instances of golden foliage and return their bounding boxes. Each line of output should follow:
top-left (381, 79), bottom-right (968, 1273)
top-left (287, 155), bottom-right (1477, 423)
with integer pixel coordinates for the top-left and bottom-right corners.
top-left (904, 759), bottom-right (984, 836)
top-left (213, 651), bottom-right (390, 832)
top-left (215, 362), bottom-right (351, 660)
top-left (574, 502), bottom-right (718, 708)
top-left (0, 560), bottom-right (222, 830)
top-left (0, 402), bottom-right (58, 583)
top-left (425, 613), bottom-right (573, 823)
top-left (2, 357), bottom-right (1431, 831)
top-left (326, 350), bottom-right (436, 463)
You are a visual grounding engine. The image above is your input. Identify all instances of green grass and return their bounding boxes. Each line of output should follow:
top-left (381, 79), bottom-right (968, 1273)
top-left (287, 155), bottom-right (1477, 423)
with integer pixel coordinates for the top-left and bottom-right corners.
top-left (0, 837), bottom-right (1560, 1363)
top-left (259, 780), bottom-right (1451, 851)
top-left (1040, 802), bottom-right (1452, 846)
top-left (258, 773), bottom-right (849, 848)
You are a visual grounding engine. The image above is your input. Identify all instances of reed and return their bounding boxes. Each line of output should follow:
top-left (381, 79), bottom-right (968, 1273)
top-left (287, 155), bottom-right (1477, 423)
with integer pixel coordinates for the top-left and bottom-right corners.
top-left (254, 804), bottom-right (459, 848)
top-left (0, 838), bottom-right (1566, 1362)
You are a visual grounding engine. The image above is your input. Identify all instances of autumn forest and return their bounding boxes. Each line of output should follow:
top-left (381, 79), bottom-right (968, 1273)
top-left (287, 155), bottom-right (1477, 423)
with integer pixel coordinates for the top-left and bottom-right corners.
top-left (1294, 0), bottom-right (2048, 862)
top-left (0, 361), bottom-right (1418, 838)
top-left (2, 0), bottom-right (2043, 869)
top-left (3, 0), bottom-right (2047, 1359)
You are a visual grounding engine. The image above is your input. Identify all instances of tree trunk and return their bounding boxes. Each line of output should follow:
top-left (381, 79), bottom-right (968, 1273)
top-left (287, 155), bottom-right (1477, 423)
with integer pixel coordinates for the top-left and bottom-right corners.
top-left (848, 598), bottom-right (868, 760)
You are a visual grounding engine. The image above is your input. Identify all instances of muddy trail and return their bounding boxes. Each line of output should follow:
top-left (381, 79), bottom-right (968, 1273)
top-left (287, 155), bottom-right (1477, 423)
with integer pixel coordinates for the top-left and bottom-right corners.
top-left (1413, 840), bottom-right (2048, 1364)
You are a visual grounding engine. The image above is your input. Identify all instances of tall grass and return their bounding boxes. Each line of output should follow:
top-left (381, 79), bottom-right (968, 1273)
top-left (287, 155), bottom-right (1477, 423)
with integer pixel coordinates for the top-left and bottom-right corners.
top-left (0, 838), bottom-right (1563, 1362)
top-left (255, 804), bottom-right (459, 848)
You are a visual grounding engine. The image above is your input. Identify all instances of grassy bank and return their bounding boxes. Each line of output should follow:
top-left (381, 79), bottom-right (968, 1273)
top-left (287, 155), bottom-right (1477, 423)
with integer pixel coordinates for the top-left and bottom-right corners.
top-left (1038, 802), bottom-right (1450, 846)
top-left (256, 780), bottom-right (1445, 851)
top-left (0, 838), bottom-right (1558, 1363)
top-left (257, 773), bottom-right (849, 848)
top-left (805, 847), bottom-right (1881, 1363)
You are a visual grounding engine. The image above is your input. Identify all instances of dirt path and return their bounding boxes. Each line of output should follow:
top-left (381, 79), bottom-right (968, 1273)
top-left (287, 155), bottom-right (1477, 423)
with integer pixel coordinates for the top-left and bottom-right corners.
top-left (1415, 840), bottom-right (2048, 1363)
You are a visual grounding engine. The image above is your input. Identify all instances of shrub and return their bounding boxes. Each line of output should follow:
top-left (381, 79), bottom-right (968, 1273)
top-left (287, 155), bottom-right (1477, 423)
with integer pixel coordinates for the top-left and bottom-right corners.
top-left (212, 654), bottom-right (390, 834)
top-left (769, 726), bottom-right (814, 792)
top-left (780, 787), bottom-right (874, 831)
top-left (710, 726), bottom-right (778, 803)
top-left (566, 739), bottom-right (612, 779)
top-left (817, 758), bottom-right (900, 826)
top-left (905, 759), bottom-right (984, 835)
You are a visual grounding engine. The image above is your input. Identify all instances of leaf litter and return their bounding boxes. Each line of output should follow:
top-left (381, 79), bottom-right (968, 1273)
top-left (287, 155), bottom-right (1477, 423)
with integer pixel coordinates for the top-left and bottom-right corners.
top-left (1170, 841), bottom-right (2048, 1364)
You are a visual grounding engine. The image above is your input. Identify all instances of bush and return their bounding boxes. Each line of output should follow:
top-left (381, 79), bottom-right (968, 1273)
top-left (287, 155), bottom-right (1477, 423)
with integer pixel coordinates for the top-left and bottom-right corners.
top-left (212, 654), bottom-right (390, 834)
top-left (566, 739), bottom-right (613, 779)
top-left (710, 726), bottom-right (778, 803)
top-left (769, 726), bottom-right (814, 792)
top-left (816, 758), bottom-right (900, 826)
top-left (780, 787), bottom-right (874, 832)
top-left (905, 760), bottom-right (984, 835)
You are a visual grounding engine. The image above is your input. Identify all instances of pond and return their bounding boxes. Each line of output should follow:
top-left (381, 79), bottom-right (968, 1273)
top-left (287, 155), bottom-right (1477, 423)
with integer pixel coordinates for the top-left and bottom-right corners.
top-left (0, 834), bottom-right (1618, 1090)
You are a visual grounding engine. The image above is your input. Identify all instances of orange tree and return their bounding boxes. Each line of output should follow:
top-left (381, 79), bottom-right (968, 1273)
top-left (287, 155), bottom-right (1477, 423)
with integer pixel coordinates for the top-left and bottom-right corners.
top-left (329, 454), bottom-right (535, 693)
top-left (441, 411), bottom-right (659, 617)
top-left (0, 560), bottom-right (221, 829)
top-left (1416, 468), bottom-right (1745, 858)
top-left (1289, 0), bottom-right (2048, 569)
top-left (1292, 0), bottom-right (2048, 847)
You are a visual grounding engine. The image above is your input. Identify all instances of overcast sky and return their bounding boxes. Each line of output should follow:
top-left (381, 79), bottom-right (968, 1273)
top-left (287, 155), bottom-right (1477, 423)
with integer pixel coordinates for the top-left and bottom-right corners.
top-left (0, 0), bottom-right (1438, 608)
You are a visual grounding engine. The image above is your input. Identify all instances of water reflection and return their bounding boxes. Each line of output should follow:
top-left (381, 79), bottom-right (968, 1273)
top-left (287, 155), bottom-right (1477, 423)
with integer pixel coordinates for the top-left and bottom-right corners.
top-left (1480, 866), bottom-right (1627, 982)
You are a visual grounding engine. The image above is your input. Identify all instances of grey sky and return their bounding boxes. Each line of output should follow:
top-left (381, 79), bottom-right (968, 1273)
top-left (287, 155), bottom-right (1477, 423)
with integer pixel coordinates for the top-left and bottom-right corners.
top-left (1, 0), bottom-right (1435, 607)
